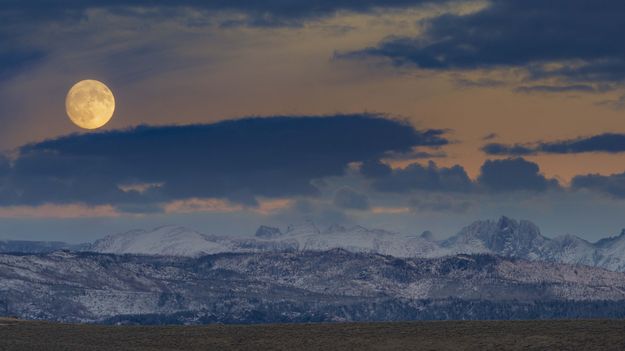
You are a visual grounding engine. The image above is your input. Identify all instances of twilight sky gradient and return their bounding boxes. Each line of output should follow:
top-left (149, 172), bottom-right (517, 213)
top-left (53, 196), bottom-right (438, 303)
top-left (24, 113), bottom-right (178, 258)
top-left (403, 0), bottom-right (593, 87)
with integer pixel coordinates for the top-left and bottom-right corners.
top-left (2, 0), bottom-right (625, 242)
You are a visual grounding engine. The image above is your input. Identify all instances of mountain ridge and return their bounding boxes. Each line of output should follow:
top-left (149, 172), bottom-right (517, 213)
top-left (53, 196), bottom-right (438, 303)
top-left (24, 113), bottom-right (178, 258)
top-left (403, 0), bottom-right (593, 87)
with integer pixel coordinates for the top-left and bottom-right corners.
top-left (4, 217), bottom-right (625, 271)
top-left (86, 217), bottom-right (625, 272)
top-left (3, 250), bottom-right (625, 323)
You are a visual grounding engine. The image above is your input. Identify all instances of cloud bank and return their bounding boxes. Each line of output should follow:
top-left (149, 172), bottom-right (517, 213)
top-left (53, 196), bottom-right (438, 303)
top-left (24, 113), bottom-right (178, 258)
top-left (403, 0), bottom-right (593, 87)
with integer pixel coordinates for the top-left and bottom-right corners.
top-left (363, 157), bottom-right (560, 194)
top-left (344, 0), bottom-right (625, 88)
top-left (0, 114), bottom-right (447, 212)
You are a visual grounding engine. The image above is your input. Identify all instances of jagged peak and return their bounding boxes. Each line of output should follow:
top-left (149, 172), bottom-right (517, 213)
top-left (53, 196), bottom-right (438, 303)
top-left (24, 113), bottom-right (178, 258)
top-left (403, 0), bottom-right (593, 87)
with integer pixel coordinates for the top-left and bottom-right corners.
top-left (255, 225), bottom-right (283, 238)
top-left (285, 220), bottom-right (321, 236)
top-left (594, 228), bottom-right (625, 247)
top-left (497, 216), bottom-right (518, 230)
top-left (445, 216), bottom-right (546, 254)
top-left (324, 224), bottom-right (348, 233)
top-left (552, 233), bottom-right (590, 246)
top-left (420, 230), bottom-right (435, 240)
top-left (462, 217), bottom-right (540, 234)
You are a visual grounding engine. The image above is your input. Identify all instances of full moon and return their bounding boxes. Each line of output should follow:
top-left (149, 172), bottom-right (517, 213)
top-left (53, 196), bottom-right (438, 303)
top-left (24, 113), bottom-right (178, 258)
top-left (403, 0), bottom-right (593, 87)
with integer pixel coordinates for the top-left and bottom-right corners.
top-left (65, 79), bottom-right (115, 129)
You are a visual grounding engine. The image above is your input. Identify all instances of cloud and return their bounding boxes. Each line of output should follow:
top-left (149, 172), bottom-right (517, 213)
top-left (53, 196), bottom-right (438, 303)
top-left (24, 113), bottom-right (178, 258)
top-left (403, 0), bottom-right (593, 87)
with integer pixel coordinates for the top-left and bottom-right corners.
top-left (483, 133), bottom-right (625, 156)
top-left (0, 1), bottom-right (461, 85)
top-left (596, 95), bottom-right (625, 110)
top-left (343, 0), bottom-right (625, 86)
top-left (383, 149), bottom-right (447, 160)
top-left (0, 114), bottom-right (447, 212)
top-left (272, 198), bottom-right (348, 225)
top-left (333, 187), bottom-right (370, 210)
top-left (0, 204), bottom-right (119, 219)
top-left (571, 172), bottom-right (625, 198)
top-left (514, 84), bottom-right (606, 94)
top-left (370, 206), bottom-right (411, 214)
top-left (365, 157), bottom-right (558, 194)
top-left (0, 50), bottom-right (44, 80)
top-left (369, 160), bottom-right (474, 193)
top-left (482, 143), bottom-right (535, 156)
top-left (0, 154), bottom-right (9, 176)
top-left (482, 133), bottom-right (497, 141)
top-left (477, 157), bottom-right (559, 192)
top-left (1, 1), bottom-right (454, 28)
top-left (360, 159), bottom-right (393, 178)
top-left (162, 198), bottom-right (291, 215)
top-left (454, 78), bottom-right (506, 89)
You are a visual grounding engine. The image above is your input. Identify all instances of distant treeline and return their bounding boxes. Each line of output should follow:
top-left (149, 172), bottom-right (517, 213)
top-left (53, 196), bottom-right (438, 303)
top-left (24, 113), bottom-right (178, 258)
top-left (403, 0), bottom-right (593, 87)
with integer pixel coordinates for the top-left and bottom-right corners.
top-left (101, 298), bottom-right (625, 325)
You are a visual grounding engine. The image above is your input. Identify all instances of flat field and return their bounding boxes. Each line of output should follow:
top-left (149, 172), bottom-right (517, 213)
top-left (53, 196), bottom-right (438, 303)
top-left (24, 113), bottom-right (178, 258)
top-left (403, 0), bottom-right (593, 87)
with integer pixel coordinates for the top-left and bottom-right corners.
top-left (1, 318), bottom-right (624, 350)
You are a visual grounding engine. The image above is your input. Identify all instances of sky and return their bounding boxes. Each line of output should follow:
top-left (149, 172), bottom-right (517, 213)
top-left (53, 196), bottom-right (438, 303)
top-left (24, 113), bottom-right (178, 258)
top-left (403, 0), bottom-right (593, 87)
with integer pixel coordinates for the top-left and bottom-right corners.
top-left (2, 0), bottom-right (625, 242)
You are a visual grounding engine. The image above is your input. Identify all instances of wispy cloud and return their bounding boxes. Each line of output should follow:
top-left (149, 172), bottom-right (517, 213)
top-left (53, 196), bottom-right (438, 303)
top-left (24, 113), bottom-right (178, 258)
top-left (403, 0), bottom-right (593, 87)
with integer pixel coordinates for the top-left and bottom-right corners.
top-left (483, 133), bottom-right (625, 156)
top-left (0, 204), bottom-right (119, 219)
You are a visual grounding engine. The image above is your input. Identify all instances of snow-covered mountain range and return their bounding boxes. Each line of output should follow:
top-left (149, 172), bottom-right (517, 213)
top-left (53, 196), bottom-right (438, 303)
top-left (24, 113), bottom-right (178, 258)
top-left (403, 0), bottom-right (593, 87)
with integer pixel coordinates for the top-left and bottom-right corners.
top-left (84, 217), bottom-right (625, 272)
top-left (3, 216), bottom-right (625, 272)
top-left (2, 250), bottom-right (625, 323)
top-left (4, 217), bottom-right (625, 324)
top-left (441, 217), bottom-right (625, 271)
top-left (89, 221), bottom-right (439, 258)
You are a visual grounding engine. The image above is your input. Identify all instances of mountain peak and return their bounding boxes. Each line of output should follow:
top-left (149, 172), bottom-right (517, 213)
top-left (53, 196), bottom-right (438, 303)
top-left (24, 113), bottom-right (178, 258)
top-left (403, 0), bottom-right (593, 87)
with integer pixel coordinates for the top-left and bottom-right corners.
top-left (285, 221), bottom-right (320, 236)
top-left (420, 230), bottom-right (435, 241)
top-left (553, 233), bottom-right (589, 245)
top-left (255, 225), bottom-right (283, 238)
top-left (89, 225), bottom-right (227, 256)
top-left (325, 224), bottom-right (348, 233)
top-left (497, 216), bottom-right (517, 231)
top-left (76, 218), bottom-right (625, 273)
top-left (444, 216), bottom-right (546, 258)
top-left (595, 228), bottom-right (625, 248)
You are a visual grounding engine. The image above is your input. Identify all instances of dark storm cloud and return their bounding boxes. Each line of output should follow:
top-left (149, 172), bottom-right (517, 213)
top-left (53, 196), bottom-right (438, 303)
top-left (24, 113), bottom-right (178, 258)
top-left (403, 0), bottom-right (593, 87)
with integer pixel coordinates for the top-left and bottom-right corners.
top-left (477, 158), bottom-right (559, 192)
top-left (365, 157), bottom-right (557, 194)
top-left (384, 149), bottom-right (447, 161)
top-left (333, 187), bottom-right (370, 210)
top-left (360, 159), bottom-right (393, 179)
top-left (481, 143), bottom-right (535, 156)
top-left (571, 172), bottom-right (625, 198)
top-left (369, 160), bottom-right (474, 193)
top-left (0, 114), bottom-right (447, 211)
top-left (344, 0), bottom-right (625, 85)
top-left (483, 133), bottom-right (625, 156)
top-left (0, 155), bottom-right (9, 176)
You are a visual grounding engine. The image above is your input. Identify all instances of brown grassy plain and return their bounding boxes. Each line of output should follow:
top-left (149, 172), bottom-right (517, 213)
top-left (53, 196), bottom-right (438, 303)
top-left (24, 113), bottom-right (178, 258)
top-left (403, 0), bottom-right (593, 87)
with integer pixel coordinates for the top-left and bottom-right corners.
top-left (1, 318), bottom-right (625, 350)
